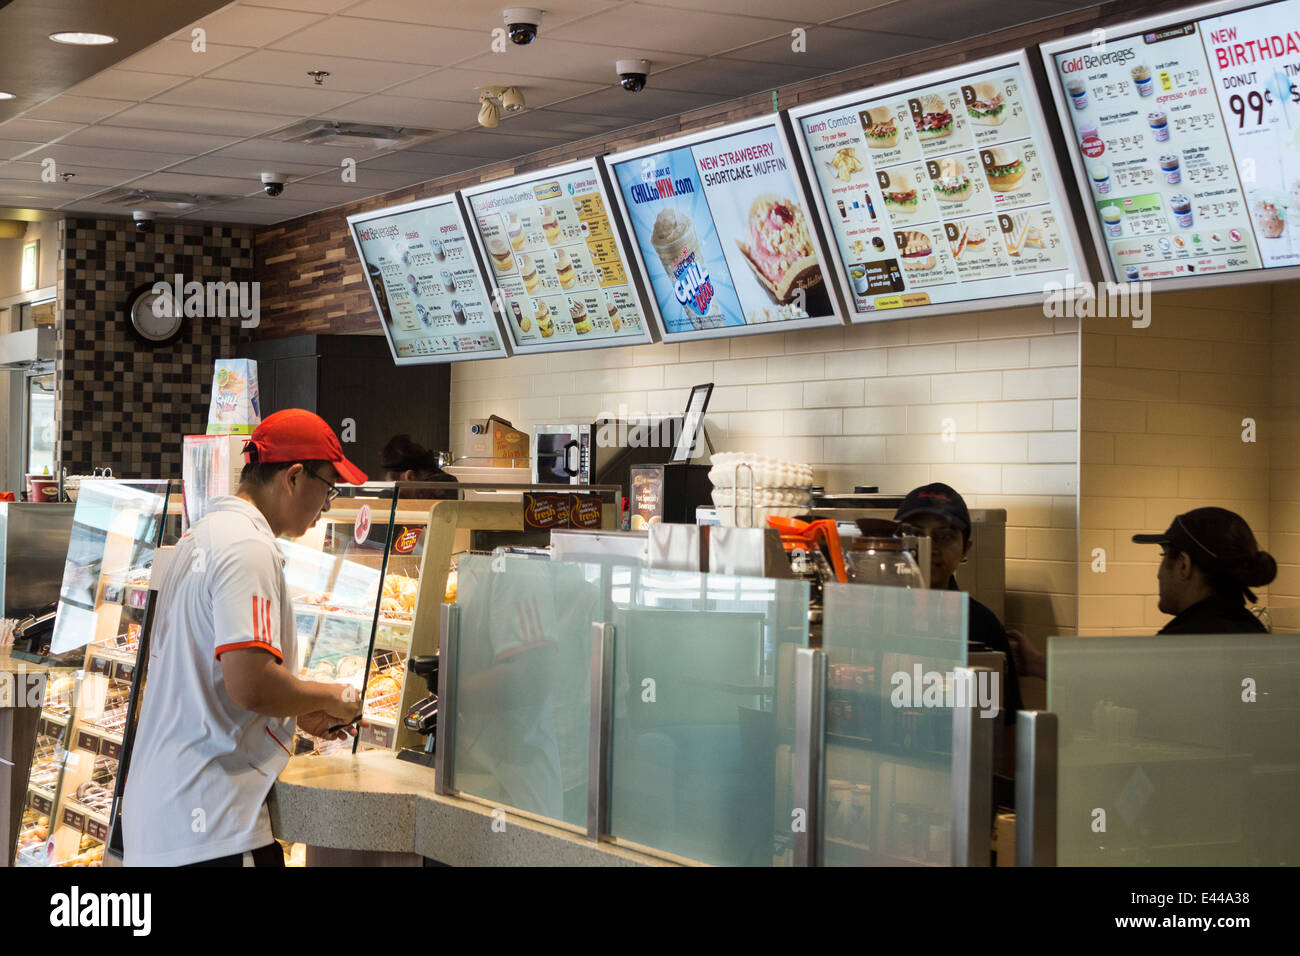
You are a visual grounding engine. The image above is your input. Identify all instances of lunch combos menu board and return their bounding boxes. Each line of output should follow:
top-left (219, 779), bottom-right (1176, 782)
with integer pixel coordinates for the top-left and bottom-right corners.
top-left (791, 53), bottom-right (1086, 320)
top-left (1046, 0), bottom-right (1300, 283)
top-left (463, 161), bottom-right (652, 351)
top-left (348, 196), bottom-right (507, 363)
top-left (606, 116), bottom-right (840, 341)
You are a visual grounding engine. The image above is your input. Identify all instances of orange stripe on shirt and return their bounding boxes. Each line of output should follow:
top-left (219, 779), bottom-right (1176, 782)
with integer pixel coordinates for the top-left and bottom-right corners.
top-left (214, 640), bottom-right (283, 662)
top-left (265, 726), bottom-right (290, 755)
top-left (251, 595), bottom-right (260, 644)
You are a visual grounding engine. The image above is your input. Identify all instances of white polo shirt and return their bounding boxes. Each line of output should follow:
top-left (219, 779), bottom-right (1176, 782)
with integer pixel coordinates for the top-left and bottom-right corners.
top-left (123, 496), bottom-right (298, 867)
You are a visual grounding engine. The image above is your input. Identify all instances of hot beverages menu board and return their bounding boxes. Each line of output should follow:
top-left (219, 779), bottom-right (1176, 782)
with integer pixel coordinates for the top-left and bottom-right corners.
top-left (789, 51), bottom-right (1088, 321)
top-left (1044, 0), bottom-right (1300, 284)
top-left (605, 115), bottom-right (841, 341)
top-left (347, 194), bottom-right (507, 364)
top-left (462, 160), bottom-right (653, 351)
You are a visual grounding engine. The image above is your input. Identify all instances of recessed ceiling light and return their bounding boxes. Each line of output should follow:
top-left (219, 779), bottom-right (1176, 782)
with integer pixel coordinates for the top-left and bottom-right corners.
top-left (49, 32), bottom-right (118, 46)
top-left (0, 92), bottom-right (15, 100)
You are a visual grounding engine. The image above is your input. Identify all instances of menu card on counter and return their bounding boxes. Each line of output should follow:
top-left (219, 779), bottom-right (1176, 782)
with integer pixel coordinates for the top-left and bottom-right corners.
top-left (1044, 0), bottom-right (1300, 284)
top-left (463, 160), bottom-right (653, 352)
top-left (790, 51), bottom-right (1088, 321)
top-left (606, 115), bottom-right (841, 341)
top-left (347, 194), bottom-right (508, 364)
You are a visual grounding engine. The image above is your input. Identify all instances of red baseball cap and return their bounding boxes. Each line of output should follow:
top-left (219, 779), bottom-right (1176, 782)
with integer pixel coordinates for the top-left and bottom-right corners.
top-left (242, 409), bottom-right (368, 485)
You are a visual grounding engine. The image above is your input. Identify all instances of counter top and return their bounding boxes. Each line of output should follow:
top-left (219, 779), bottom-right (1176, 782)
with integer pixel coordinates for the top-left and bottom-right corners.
top-left (270, 750), bottom-right (673, 867)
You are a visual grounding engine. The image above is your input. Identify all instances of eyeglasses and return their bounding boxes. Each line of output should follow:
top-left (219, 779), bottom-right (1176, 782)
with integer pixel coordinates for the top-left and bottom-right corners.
top-left (303, 467), bottom-right (340, 503)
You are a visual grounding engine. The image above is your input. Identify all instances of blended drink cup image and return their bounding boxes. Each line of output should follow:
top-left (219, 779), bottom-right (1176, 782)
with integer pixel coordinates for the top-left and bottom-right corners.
top-left (1132, 65), bottom-right (1153, 96)
top-left (1100, 204), bottom-right (1123, 237)
top-left (651, 207), bottom-right (701, 284)
top-left (1066, 79), bottom-right (1088, 110)
top-left (1170, 194), bottom-right (1193, 228)
top-left (1078, 121), bottom-right (1099, 147)
top-left (1160, 155), bottom-right (1181, 184)
top-left (1091, 163), bottom-right (1110, 194)
top-left (1148, 111), bottom-right (1169, 142)
top-left (1125, 265), bottom-right (1140, 282)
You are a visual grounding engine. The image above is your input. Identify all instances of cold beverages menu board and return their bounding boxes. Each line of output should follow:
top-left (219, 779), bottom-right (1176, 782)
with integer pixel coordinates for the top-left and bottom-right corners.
top-left (606, 115), bottom-right (840, 341)
top-left (790, 52), bottom-right (1088, 320)
top-left (347, 195), bottom-right (507, 364)
top-left (1045, 0), bottom-right (1300, 283)
top-left (463, 160), bottom-right (652, 351)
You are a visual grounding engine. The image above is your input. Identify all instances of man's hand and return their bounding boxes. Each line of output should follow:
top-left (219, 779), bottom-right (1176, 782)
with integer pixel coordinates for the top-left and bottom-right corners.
top-left (297, 709), bottom-right (358, 741)
top-left (317, 682), bottom-right (361, 722)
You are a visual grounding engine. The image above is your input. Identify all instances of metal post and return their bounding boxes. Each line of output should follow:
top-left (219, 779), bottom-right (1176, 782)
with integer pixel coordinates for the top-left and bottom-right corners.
top-left (433, 603), bottom-right (459, 796)
top-left (586, 622), bottom-right (614, 842)
top-left (792, 647), bottom-right (826, 866)
top-left (950, 666), bottom-right (994, 866)
top-left (1015, 710), bottom-right (1058, 867)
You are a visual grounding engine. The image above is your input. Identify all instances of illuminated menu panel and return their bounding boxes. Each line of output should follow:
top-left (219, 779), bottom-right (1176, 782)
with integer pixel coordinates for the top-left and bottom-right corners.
top-left (606, 115), bottom-right (841, 342)
top-left (463, 160), bottom-right (653, 351)
top-left (789, 51), bottom-right (1089, 321)
top-left (347, 195), bottom-right (507, 364)
top-left (1044, 0), bottom-right (1300, 284)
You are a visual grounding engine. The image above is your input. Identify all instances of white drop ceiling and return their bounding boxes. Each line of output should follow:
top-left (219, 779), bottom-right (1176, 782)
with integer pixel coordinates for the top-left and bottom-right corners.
top-left (0, 0), bottom-right (1105, 226)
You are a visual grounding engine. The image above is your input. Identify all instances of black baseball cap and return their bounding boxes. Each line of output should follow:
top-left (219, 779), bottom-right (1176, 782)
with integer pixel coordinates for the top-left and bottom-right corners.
top-left (894, 482), bottom-right (971, 535)
top-left (1134, 507), bottom-right (1277, 600)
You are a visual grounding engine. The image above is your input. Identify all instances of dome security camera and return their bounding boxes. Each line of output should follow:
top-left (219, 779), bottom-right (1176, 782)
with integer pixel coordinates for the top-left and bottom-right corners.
top-left (504, 7), bottom-right (543, 45)
top-left (617, 59), bottom-right (651, 93)
top-left (261, 172), bottom-right (288, 197)
top-left (132, 210), bottom-right (154, 233)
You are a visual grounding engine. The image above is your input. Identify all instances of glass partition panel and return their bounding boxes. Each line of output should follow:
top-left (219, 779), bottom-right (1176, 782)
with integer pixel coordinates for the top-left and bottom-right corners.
top-left (820, 583), bottom-right (968, 866)
top-left (449, 553), bottom-right (602, 828)
top-left (607, 566), bottom-right (809, 866)
top-left (1049, 634), bottom-right (1300, 866)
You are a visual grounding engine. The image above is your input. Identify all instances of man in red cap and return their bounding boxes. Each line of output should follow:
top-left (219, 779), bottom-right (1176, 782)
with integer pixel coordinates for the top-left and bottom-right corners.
top-left (124, 410), bottom-right (368, 867)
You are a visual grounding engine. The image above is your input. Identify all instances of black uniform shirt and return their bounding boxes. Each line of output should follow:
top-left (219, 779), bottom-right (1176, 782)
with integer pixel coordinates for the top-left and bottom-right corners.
top-left (949, 577), bottom-right (1024, 722)
top-left (1158, 594), bottom-right (1268, 635)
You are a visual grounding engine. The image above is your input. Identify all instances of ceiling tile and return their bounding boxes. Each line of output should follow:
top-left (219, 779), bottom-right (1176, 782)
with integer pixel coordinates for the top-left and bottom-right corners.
top-left (322, 94), bottom-right (474, 129)
top-left (2, 163), bottom-right (144, 188)
top-left (653, 58), bottom-right (824, 97)
top-left (723, 25), bottom-right (934, 71)
top-left (206, 196), bottom-right (331, 215)
top-left (491, 108), bottom-right (630, 139)
top-left (342, 0), bottom-right (619, 30)
top-left (548, 5), bottom-right (802, 57)
top-left (22, 97), bottom-right (134, 124)
top-left (101, 103), bottom-right (299, 136)
top-left (32, 143), bottom-right (191, 171)
top-left (65, 70), bottom-right (189, 102)
top-left (420, 129), bottom-right (560, 160)
top-left (249, 179), bottom-right (388, 204)
top-left (455, 40), bottom-right (692, 85)
top-left (172, 5), bottom-right (328, 47)
top-left (830, 0), bottom-right (1069, 41)
top-left (641, 0), bottom-right (892, 18)
top-left (165, 155), bottom-right (334, 179)
top-left (269, 18), bottom-right (487, 66)
top-left (122, 172), bottom-right (263, 196)
top-left (0, 141), bottom-right (43, 162)
top-left (0, 119), bottom-right (84, 146)
top-left (0, 179), bottom-right (102, 201)
top-left (240, 0), bottom-right (360, 13)
top-left (384, 69), bottom-right (604, 108)
top-left (114, 40), bottom-right (258, 77)
top-left (545, 85), bottom-right (725, 121)
top-left (217, 137), bottom-right (398, 164)
top-left (206, 49), bottom-right (436, 93)
top-left (294, 166), bottom-right (428, 191)
top-left (151, 77), bottom-right (362, 114)
top-left (357, 150), bottom-right (479, 175)
top-left (58, 125), bottom-right (244, 153)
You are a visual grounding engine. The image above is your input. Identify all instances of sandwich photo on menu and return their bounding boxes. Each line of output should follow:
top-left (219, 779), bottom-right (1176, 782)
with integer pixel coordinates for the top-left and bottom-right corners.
top-left (881, 170), bottom-right (919, 214)
top-left (735, 194), bottom-right (824, 304)
top-left (983, 146), bottom-right (1026, 193)
top-left (913, 94), bottom-right (954, 142)
top-left (966, 82), bottom-right (1007, 126)
top-left (898, 229), bottom-right (937, 271)
top-left (860, 107), bottom-right (898, 148)
top-left (932, 157), bottom-right (972, 203)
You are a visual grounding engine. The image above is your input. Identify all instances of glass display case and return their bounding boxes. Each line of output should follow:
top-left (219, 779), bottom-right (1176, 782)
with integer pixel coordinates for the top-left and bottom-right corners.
top-left (13, 479), bottom-right (175, 868)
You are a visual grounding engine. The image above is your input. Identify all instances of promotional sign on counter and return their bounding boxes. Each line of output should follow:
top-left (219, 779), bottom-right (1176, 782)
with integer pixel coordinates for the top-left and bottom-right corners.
top-left (462, 159), bottom-right (653, 352)
top-left (606, 115), bottom-right (842, 341)
top-left (789, 51), bottom-right (1090, 322)
top-left (347, 194), bottom-right (508, 364)
top-left (1043, 0), bottom-right (1300, 285)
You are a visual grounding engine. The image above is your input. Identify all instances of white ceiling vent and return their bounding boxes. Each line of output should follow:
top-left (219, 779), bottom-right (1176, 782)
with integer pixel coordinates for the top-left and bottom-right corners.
top-left (268, 120), bottom-right (436, 150)
top-left (91, 189), bottom-right (229, 212)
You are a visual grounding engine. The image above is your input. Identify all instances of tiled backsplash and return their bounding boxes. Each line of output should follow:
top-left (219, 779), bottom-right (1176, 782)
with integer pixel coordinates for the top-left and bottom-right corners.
top-left (58, 218), bottom-right (253, 477)
top-left (450, 305), bottom-right (1081, 641)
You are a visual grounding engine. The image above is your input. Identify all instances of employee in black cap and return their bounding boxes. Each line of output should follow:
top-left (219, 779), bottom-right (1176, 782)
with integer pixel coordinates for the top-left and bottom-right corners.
top-left (1133, 507), bottom-right (1276, 634)
top-left (894, 482), bottom-right (1022, 720)
top-left (381, 434), bottom-right (458, 500)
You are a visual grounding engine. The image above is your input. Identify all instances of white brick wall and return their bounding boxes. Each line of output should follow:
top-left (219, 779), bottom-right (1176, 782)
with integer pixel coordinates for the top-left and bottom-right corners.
top-left (449, 304), bottom-right (1081, 640)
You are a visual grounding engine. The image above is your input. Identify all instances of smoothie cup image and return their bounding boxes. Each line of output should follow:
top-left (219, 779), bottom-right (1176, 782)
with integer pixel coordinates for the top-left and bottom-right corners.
top-left (1160, 154), bottom-right (1180, 184)
top-left (1148, 111), bottom-right (1169, 142)
top-left (1100, 204), bottom-right (1123, 237)
top-left (1170, 194), bottom-right (1192, 228)
top-left (1090, 163), bottom-right (1110, 194)
top-left (1132, 65), bottom-right (1153, 96)
top-left (650, 207), bottom-right (701, 280)
top-left (1066, 79), bottom-right (1088, 110)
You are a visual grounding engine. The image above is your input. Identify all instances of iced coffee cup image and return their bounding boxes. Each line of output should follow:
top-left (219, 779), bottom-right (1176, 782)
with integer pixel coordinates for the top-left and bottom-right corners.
top-left (1148, 111), bottom-right (1169, 142)
top-left (1132, 64), bottom-right (1154, 96)
top-left (1100, 204), bottom-right (1123, 237)
top-left (1160, 154), bottom-right (1181, 185)
top-left (1066, 79), bottom-right (1088, 110)
top-left (650, 207), bottom-right (700, 281)
top-left (1090, 163), bottom-right (1110, 194)
top-left (1170, 194), bottom-right (1193, 228)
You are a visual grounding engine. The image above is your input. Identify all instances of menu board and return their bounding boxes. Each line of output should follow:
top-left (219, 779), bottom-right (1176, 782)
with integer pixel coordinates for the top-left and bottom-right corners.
top-left (347, 194), bottom-right (508, 364)
top-left (1044, 0), bottom-right (1300, 284)
top-left (462, 160), bottom-right (653, 351)
top-left (789, 51), bottom-right (1089, 321)
top-left (605, 115), bottom-right (841, 341)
